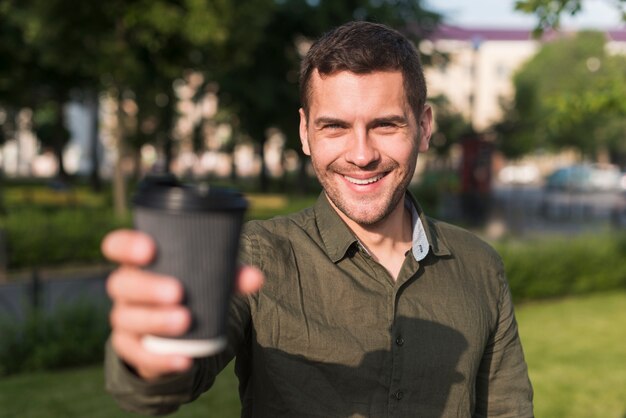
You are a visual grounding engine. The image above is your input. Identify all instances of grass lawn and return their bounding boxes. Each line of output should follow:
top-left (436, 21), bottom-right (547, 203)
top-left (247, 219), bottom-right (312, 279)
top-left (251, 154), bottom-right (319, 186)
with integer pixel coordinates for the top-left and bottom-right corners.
top-left (1, 291), bottom-right (624, 418)
top-left (516, 291), bottom-right (626, 418)
top-left (0, 363), bottom-right (240, 418)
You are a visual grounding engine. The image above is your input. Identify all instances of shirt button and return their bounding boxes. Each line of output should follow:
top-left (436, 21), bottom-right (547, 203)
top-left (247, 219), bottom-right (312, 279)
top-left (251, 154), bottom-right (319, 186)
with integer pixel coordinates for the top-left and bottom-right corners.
top-left (394, 390), bottom-right (404, 400)
top-left (395, 336), bottom-right (404, 346)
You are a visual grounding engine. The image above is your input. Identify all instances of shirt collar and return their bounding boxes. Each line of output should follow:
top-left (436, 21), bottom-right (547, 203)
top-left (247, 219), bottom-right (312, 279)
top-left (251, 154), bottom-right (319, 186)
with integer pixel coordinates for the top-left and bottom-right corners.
top-left (314, 191), bottom-right (451, 263)
top-left (314, 193), bottom-right (359, 263)
top-left (405, 191), bottom-right (452, 258)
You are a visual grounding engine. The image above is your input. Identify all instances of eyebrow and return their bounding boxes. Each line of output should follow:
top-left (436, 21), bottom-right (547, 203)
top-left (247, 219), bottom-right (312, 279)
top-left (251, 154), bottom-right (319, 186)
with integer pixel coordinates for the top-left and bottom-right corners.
top-left (313, 115), bottom-right (409, 128)
top-left (313, 117), bottom-right (347, 128)
top-left (367, 115), bottom-right (409, 128)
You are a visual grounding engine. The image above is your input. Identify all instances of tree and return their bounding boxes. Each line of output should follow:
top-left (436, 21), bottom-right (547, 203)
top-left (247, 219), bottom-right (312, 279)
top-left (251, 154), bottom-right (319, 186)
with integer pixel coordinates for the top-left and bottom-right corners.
top-left (32, 101), bottom-right (71, 179)
top-left (1, 0), bottom-right (442, 198)
top-left (429, 95), bottom-right (472, 159)
top-left (0, 0), bottom-right (275, 214)
top-left (515, 0), bottom-right (626, 36)
top-left (2, 0), bottom-right (114, 183)
top-left (496, 31), bottom-right (626, 164)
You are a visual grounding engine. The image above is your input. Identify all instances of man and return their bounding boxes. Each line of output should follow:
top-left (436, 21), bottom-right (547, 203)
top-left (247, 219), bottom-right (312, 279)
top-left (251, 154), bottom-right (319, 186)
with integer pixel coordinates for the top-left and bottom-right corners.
top-left (104, 21), bottom-right (534, 417)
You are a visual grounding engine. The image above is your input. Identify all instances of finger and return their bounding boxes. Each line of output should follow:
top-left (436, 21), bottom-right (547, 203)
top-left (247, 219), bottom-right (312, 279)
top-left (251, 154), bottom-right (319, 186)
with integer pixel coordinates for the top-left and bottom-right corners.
top-left (107, 267), bottom-right (184, 305)
top-left (111, 331), bottom-right (193, 381)
top-left (110, 304), bottom-right (191, 337)
top-left (235, 266), bottom-right (265, 294)
top-left (102, 229), bottom-right (156, 265)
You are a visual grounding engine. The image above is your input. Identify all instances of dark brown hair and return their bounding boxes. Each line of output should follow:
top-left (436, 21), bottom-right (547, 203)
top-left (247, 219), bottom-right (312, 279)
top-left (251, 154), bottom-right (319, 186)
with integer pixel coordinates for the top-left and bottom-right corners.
top-left (300, 21), bottom-right (427, 120)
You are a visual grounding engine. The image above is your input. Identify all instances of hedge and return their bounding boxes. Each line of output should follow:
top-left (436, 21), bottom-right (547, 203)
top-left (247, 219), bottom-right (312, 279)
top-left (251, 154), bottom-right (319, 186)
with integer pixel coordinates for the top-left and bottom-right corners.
top-left (497, 232), bottom-right (626, 301)
top-left (0, 302), bottom-right (110, 376)
top-left (2, 207), bottom-right (130, 270)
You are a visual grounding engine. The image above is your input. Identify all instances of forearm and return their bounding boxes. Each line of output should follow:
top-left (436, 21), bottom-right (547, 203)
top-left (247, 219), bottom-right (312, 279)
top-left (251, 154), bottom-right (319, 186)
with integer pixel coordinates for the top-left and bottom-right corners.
top-left (104, 338), bottom-right (210, 415)
top-left (104, 295), bottom-right (250, 415)
top-left (475, 277), bottom-right (534, 417)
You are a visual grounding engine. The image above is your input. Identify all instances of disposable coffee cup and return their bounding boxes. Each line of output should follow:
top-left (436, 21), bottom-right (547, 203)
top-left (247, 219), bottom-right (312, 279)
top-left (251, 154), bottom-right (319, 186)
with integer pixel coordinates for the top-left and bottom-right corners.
top-left (132, 175), bottom-right (247, 357)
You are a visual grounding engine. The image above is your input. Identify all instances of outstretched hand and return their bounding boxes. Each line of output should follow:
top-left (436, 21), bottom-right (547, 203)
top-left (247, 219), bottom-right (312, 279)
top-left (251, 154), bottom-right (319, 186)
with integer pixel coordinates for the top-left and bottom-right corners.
top-left (102, 229), bottom-right (264, 381)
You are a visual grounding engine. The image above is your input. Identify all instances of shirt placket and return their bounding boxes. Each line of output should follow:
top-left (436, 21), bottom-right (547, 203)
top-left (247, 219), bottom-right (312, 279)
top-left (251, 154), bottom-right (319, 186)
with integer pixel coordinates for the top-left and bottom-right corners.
top-left (388, 257), bottom-right (420, 417)
top-left (356, 247), bottom-right (420, 417)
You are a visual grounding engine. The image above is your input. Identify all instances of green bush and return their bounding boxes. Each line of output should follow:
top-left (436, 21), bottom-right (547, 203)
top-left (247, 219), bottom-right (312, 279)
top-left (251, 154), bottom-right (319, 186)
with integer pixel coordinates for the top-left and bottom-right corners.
top-left (409, 169), bottom-right (460, 216)
top-left (3, 207), bottom-right (130, 269)
top-left (0, 302), bottom-right (110, 376)
top-left (497, 232), bottom-right (626, 301)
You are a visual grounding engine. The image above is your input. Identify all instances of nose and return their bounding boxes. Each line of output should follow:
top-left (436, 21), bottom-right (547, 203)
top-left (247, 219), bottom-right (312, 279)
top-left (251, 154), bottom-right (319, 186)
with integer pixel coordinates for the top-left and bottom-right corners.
top-left (344, 130), bottom-right (380, 168)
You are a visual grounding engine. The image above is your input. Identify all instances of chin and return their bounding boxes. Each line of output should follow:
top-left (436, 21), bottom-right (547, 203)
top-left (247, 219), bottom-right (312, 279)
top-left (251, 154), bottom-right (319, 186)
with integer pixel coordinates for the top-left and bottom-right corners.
top-left (338, 203), bottom-right (393, 226)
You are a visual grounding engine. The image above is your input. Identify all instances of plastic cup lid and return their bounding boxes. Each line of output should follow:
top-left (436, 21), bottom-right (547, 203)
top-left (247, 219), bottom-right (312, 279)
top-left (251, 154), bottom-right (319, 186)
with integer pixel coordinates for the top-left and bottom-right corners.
top-left (132, 174), bottom-right (248, 212)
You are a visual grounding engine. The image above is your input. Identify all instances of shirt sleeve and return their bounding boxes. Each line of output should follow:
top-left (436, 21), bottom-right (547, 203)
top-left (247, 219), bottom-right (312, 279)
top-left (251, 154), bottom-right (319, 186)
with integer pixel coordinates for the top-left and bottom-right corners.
top-left (474, 270), bottom-right (534, 418)
top-left (104, 293), bottom-right (251, 415)
top-left (104, 233), bottom-right (255, 415)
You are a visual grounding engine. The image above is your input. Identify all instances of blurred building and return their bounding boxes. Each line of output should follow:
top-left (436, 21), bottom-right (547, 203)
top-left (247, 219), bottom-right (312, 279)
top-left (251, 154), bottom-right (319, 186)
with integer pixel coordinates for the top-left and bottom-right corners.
top-left (424, 25), bottom-right (626, 132)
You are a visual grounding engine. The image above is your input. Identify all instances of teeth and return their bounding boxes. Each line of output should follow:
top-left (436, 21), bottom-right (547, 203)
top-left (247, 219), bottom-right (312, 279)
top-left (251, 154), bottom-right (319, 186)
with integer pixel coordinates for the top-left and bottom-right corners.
top-left (344, 174), bottom-right (385, 185)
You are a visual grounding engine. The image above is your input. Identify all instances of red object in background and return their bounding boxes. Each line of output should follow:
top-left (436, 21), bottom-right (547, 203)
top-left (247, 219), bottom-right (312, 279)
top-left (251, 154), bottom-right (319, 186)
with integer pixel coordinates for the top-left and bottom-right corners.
top-left (459, 135), bottom-right (494, 225)
top-left (460, 135), bottom-right (493, 195)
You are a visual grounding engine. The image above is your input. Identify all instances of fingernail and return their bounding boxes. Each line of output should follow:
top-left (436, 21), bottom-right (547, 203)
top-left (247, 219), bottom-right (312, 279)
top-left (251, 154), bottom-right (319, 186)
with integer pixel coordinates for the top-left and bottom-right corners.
top-left (157, 279), bottom-right (182, 303)
top-left (171, 356), bottom-right (191, 371)
top-left (167, 310), bottom-right (188, 330)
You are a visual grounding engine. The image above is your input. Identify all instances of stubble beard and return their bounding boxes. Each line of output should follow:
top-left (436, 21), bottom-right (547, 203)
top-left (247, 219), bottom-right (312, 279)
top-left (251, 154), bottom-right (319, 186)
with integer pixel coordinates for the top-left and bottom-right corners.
top-left (316, 160), bottom-right (414, 227)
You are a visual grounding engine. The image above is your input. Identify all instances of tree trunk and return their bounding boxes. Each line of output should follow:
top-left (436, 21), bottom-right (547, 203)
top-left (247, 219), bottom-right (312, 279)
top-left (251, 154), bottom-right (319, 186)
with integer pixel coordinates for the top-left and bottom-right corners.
top-left (87, 89), bottom-right (102, 192)
top-left (113, 156), bottom-right (127, 218)
top-left (259, 137), bottom-right (269, 192)
top-left (54, 107), bottom-right (69, 182)
top-left (53, 145), bottom-right (68, 181)
top-left (132, 148), bottom-right (142, 181)
top-left (113, 90), bottom-right (128, 219)
top-left (161, 93), bottom-right (175, 174)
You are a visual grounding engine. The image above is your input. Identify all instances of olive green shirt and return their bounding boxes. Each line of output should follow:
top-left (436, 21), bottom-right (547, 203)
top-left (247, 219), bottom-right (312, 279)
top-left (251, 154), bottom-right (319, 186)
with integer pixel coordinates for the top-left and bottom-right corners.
top-left (105, 193), bottom-right (533, 417)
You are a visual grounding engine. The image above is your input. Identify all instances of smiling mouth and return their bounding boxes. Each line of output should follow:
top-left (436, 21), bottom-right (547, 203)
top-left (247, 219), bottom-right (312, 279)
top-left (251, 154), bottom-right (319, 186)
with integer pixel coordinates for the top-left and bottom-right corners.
top-left (343, 173), bottom-right (386, 185)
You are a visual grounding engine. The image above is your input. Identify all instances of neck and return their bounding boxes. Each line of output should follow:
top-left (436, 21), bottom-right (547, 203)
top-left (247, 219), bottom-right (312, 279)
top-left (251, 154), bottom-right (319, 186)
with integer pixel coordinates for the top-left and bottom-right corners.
top-left (330, 195), bottom-right (413, 279)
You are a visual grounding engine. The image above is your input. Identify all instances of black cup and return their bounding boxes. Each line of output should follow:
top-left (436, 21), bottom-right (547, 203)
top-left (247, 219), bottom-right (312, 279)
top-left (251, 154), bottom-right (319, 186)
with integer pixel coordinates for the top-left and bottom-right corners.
top-left (132, 175), bottom-right (247, 357)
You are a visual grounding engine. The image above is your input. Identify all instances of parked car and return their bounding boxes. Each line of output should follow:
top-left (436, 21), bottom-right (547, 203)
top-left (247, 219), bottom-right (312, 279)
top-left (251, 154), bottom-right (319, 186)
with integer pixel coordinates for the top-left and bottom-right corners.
top-left (545, 164), bottom-right (622, 192)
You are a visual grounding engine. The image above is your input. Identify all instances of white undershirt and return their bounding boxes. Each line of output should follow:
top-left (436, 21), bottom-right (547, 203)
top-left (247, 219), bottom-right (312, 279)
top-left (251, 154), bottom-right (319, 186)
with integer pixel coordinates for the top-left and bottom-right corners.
top-left (407, 197), bottom-right (430, 262)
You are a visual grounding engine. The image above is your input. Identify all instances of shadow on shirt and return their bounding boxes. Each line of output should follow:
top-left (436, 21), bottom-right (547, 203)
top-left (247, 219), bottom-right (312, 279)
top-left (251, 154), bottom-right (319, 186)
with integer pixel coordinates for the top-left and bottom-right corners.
top-left (241, 316), bottom-right (470, 418)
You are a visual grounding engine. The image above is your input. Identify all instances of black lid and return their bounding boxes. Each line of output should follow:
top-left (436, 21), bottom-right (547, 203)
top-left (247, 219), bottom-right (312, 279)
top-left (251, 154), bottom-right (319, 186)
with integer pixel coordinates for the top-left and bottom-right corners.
top-left (132, 174), bottom-right (248, 212)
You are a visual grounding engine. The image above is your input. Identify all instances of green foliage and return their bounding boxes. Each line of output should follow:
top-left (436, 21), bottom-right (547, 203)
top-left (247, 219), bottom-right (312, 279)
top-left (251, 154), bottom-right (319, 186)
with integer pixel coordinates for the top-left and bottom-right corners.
top-left (497, 233), bottom-right (626, 301)
top-left (32, 100), bottom-right (71, 151)
top-left (497, 31), bottom-right (626, 164)
top-left (515, 0), bottom-right (626, 35)
top-left (410, 170), bottom-right (460, 215)
top-left (3, 206), bottom-right (129, 269)
top-left (514, 0), bottom-right (585, 35)
top-left (429, 95), bottom-right (472, 156)
top-left (0, 302), bottom-right (110, 376)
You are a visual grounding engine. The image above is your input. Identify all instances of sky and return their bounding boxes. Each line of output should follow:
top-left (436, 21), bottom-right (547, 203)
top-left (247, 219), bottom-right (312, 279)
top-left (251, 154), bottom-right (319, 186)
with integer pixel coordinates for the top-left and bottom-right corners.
top-left (425, 0), bottom-right (625, 29)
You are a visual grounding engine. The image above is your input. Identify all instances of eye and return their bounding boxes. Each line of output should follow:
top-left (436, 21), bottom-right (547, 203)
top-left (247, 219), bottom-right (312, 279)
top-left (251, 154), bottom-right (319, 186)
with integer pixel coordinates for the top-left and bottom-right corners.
top-left (323, 123), bottom-right (345, 130)
top-left (374, 121), bottom-right (399, 132)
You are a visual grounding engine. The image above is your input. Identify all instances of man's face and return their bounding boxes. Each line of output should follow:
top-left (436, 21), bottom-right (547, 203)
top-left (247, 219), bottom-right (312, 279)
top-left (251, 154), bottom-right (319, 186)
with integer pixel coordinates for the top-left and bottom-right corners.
top-left (299, 70), bottom-right (432, 226)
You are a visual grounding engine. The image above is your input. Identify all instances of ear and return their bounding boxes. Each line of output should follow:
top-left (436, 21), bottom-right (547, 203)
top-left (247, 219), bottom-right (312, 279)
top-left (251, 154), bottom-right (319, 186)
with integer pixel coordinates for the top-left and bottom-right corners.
top-left (417, 104), bottom-right (433, 153)
top-left (299, 108), bottom-right (311, 156)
